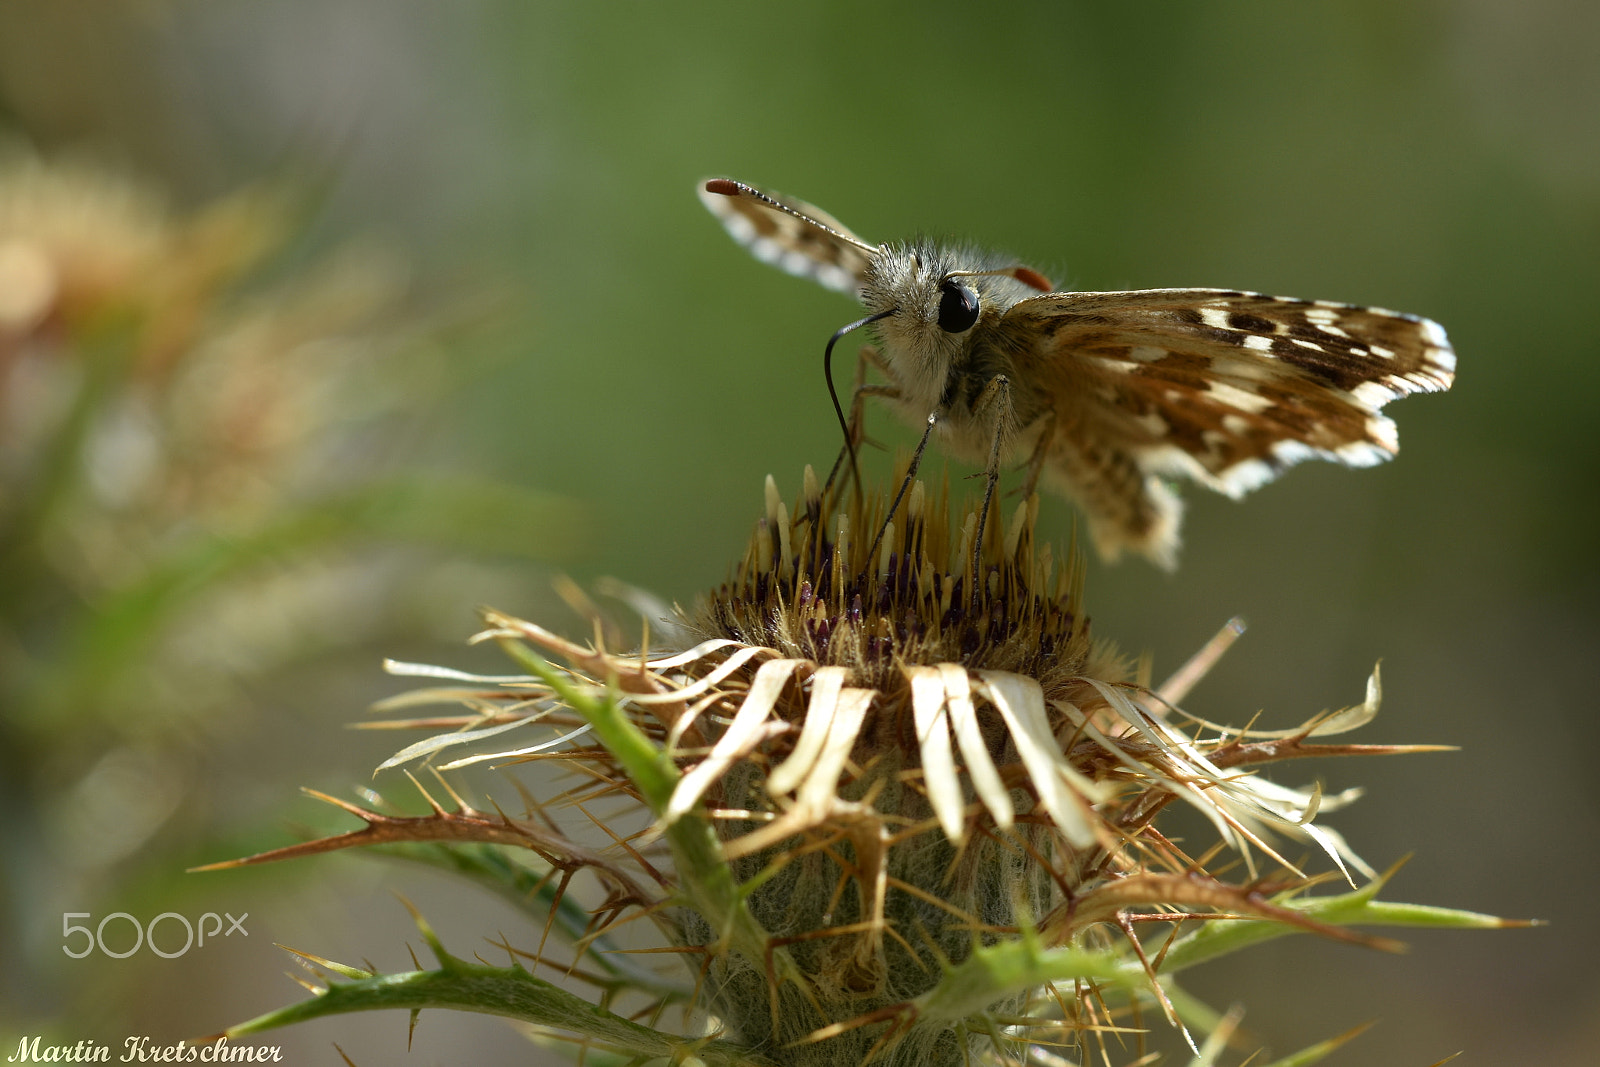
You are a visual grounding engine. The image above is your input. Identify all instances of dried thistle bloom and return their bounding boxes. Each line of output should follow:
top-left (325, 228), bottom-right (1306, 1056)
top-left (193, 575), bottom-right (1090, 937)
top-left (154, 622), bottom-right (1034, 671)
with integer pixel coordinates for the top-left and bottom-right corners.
top-left (0, 149), bottom-right (417, 543)
top-left (0, 152), bottom-right (456, 732)
top-left (0, 147), bottom-right (281, 374)
top-left (216, 467), bottom-right (1527, 1066)
top-left (0, 151), bottom-right (609, 1052)
top-left (0, 151), bottom-right (490, 1006)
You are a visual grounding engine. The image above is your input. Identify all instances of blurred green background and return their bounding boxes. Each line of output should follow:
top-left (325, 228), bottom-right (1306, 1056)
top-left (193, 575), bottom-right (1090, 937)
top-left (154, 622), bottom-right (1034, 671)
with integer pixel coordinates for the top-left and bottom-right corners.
top-left (0, 1), bottom-right (1594, 1063)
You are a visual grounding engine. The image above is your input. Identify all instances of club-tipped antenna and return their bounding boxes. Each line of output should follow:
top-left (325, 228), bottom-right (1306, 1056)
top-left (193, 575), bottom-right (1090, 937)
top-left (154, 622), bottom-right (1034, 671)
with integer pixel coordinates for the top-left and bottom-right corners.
top-left (702, 179), bottom-right (879, 257)
top-left (944, 265), bottom-right (1054, 292)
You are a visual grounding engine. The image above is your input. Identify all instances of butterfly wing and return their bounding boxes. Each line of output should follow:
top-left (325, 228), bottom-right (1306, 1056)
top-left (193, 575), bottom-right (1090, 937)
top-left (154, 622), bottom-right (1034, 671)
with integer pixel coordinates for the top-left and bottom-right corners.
top-left (1002, 288), bottom-right (1456, 565)
top-left (699, 179), bottom-right (878, 296)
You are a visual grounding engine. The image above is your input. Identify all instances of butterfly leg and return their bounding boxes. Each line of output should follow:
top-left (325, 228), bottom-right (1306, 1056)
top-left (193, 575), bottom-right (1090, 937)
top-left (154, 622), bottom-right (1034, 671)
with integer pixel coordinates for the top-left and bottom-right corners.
top-left (824, 346), bottom-right (903, 498)
top-left (848, 344), bottom-right (898, 453)
top-left (849, 386), bottom-right (900, 452)
top-left (968, 374), bottom-right (1014, 606)
top-left (865, 412), bottom-right (938, 570)
top-left (824, 383), bottom-right (899, 497)
top-left (838, 346), bottom-right (921, 570)
top-left (1017, 410), bottom-right (1057, 499)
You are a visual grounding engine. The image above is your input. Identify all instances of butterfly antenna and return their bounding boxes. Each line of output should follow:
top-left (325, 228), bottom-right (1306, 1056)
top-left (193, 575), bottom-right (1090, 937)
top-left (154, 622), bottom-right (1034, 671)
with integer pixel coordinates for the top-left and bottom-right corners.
top-left (865, 413), bottom-right (937, 572)
top-left (702, 179), bottom-right (879, 257)
top-left (823, 309), bottom-right (895, 501)
top-left (946, 265), bottom-right (1054, 292)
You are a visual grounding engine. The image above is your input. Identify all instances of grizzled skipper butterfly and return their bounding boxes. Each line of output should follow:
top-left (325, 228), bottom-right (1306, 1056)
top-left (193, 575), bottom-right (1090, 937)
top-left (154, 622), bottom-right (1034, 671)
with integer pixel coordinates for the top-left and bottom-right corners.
top-left (700, 178), bottom-right (1454, 568)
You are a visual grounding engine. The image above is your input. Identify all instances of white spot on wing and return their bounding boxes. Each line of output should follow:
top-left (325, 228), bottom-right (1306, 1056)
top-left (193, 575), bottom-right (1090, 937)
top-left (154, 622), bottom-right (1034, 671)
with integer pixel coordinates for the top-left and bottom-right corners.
top-left (1271, 439), bottom-right (1317, 466)
top-left (1228, 360), bottom-right (1275, 382)
top-left (1206, 381), bottom-right (1275, 414)
top-left (1422, 317), bottom-right (1450, 349)
top-left (1420, 318), bottom-right (1456, 375)
top-left (1213, 457), bottom-right (1276, 497)
top-left (780, 249), bottom-right (814, 277)
top-left (814, 263), bottom-right (856, 294)
top-left (720, 211), bottom-right (757, 244)
top-left (1361, 415), bottom-right (1399, 453)
top-left (1352, 380), bottom-right (1401, 410)
top-left (1088, 355), bottom-right (1134, 373)
top-left (1205, 432), bottom-right (1397, 499)
top-left (1304, 305), bottom-right (1338, 324)
top-left (1132, 411), bottom-right (1169, 437)
top-left (1334, 439), bottom-right (1392, 466)
top-left (1140, 444), bottom-right (1212, 483)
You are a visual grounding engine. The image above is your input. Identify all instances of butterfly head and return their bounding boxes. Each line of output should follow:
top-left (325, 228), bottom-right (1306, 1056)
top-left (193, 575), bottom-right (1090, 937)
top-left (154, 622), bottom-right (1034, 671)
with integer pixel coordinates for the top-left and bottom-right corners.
top-left (861, 242), bottom-right (1052, 383)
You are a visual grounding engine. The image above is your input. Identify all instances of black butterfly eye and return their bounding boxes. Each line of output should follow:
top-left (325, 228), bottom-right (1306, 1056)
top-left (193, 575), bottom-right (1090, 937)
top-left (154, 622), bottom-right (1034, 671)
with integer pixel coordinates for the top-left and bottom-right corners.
top-left (936, 278), bottom-right (981, 333)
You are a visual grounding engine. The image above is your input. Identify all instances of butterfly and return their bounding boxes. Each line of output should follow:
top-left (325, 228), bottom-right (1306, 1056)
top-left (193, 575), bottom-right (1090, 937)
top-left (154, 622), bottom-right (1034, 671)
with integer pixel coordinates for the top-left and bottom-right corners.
top-left (699, 178), bottom-right (1455, 568)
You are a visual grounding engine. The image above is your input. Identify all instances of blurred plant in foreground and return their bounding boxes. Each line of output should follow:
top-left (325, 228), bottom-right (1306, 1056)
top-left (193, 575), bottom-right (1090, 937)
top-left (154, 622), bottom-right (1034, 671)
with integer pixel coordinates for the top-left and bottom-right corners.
top-left (0, 147), bottom-right (578, 1021)
top-left (210, 466), bottom-right (1529, 1065)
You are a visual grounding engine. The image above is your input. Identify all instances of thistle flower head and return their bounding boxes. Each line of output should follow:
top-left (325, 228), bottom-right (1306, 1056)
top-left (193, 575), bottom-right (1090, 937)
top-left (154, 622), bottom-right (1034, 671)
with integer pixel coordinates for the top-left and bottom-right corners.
top-left (218, 466), bottom-right (1496, 1067)
top-left (701, 465), bottom-right (1101, 688)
